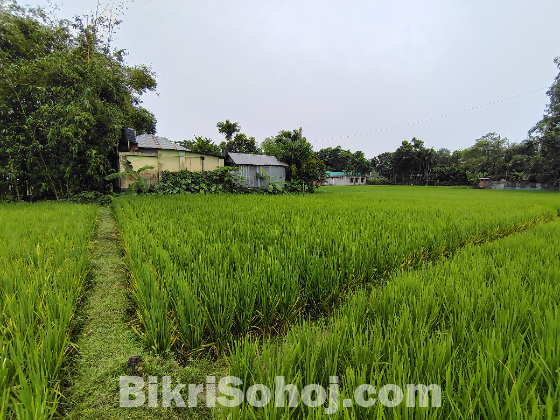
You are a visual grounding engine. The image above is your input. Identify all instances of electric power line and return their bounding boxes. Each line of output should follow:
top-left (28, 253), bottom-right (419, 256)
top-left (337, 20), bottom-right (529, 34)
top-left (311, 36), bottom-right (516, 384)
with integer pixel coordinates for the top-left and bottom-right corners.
top-left (309, 87), bottom-right (547, 142)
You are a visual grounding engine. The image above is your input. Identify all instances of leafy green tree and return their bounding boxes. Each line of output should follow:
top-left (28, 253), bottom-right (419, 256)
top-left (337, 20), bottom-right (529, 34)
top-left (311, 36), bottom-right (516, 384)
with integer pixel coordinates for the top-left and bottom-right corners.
top-left (528, 57), bottom-right (560, 186)
top-left (372, 152), bottom-right (395, 181)
top-left (220, 133), bottom-right (259, 154)
top-left (317, 146), bottom-right (371, 176)
top-left (345, 150), bottom-right (371, 176)
top-left (176, 136), bottom-right (221, 155)
top-left (461, 133), bottom-right (507, 180)
top-left (216, 119), bottom-right (241, 142)
top-left (175, 139), bottom-right (196, 150)
top-left (435, 148), bottom-right (453, 166)
top-left (0, 1), bottom-right (157, 200)
top-left (430, 148), bottom-right (468, 185)
top-left (392, 140), bottom-right (416, 183)
top-left (317, 146), bottom-right (350, 172)
top-left (374, 138), bottom-right (439, 185)
top-left (261, 128), bottom-right (326, 191)
top-left (505, 140), bottom-right (542, 181)
top-left (191, 136), bottom-right (222, 155)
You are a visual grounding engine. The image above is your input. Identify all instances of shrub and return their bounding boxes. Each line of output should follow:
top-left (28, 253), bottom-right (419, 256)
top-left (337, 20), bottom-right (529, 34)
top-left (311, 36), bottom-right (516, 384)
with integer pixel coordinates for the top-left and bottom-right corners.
top-left (154, 167), bottom-right (285, 195)
top-left (69, 191), bottom-right (113, 206)
top-left (366, 177), bottom-right (392, 185)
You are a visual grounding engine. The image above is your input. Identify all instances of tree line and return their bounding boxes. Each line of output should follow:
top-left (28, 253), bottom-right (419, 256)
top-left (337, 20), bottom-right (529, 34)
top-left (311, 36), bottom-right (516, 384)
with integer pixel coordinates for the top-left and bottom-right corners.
top-left (370, 121), bottom-right (559, 187)
top-left (1, 1), bottom-right (558, 201)
top-left (368, 59), bottom-right (560, 187)
top-left (321, 59), bottom-right (560, 188)
top-left (185, 71), bottom-right (560, 189)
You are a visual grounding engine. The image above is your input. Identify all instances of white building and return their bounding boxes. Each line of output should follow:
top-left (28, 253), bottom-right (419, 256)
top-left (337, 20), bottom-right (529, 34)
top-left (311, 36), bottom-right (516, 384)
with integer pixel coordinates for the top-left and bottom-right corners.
top-left (324, 171), bottom-right (367, 186)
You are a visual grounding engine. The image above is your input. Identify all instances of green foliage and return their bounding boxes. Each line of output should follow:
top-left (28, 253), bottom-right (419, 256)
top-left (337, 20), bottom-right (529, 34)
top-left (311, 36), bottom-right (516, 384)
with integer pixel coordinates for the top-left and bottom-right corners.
top-left (345, 149), bottom-right (371, 176)
top-left (113, 187), bottom-right (560, 358)
top-left (371, 57), bottom-right (560, 188)
top-left (220, 133), bottom-right (259, 155)
top-left (216, 119), bottom-right (241, 142)
top-left (371, 151), bottom-right (394, 180)
top-left (191, 136), bottom-right (221, 155)
top-left (316, 146), bottom-right (350, 172)
top-left (261, 128), bottom-right (327, 191)
top-left (0, 202), bottom-right (96, 418)
top-left (431, 163), bottom-right (469, 185)
top-left (175, 136), bottom-right (222, 155)
top-left (226, 211), bottom-right (560, 419)
top-left (528, 57), bottom-right (560, 186)
top-left (69, 190), bottom-right (113, 205)
top-left (255, 168), bottom-right (284, 194)
top-left (365, 176), bottom-right (391, 185)
top-left (174, 139), bottom-right (195, 150)
top-left (154, 167), bottom-right (250, 194)
top-left (105, 160), bottom-right (153, 194)
top-left (317, 146), bottom-right (371, 175)
top-left (461, 132), bottom-right (507, 178)
top-left (0, 2), bottom-right (157, 201)
top-left (373, 139), bottom-right (469, 186)
top-left (392, 137), bottom-right (437, 184)
top-left (215, 120), bottom-right (259, 154)
top-left (154, 167), bottom-right (286, 195)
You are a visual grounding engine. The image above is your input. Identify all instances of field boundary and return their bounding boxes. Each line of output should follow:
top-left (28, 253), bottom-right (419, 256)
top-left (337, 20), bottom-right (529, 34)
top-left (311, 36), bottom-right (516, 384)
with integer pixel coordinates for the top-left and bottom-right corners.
top-left (61, 206), bottom-right (146, 419)
top-left (61, 206), bottom-right (216, 420)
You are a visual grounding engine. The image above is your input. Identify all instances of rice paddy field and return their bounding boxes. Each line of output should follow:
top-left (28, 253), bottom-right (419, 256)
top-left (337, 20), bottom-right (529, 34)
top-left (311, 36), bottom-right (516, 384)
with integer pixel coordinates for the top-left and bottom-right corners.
top-left (112, 186), bottom-right (560, 419)
top-left (225, 208), bottom-right (560, 419)
top-left (1, 186), bottom-right (559, 419)
top-left (0, 203), bottom-right (96, 419)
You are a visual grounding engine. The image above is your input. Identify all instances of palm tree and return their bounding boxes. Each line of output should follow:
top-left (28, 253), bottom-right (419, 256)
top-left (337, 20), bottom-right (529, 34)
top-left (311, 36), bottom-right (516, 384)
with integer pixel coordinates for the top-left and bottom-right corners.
top-left (216, 119), bottom-right (241, 142)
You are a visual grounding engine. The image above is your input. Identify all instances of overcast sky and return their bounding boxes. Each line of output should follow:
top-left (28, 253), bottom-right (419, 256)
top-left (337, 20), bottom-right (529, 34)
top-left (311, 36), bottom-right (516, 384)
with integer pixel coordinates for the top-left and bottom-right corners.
top-left (28, 0), bottom-right (560, 158)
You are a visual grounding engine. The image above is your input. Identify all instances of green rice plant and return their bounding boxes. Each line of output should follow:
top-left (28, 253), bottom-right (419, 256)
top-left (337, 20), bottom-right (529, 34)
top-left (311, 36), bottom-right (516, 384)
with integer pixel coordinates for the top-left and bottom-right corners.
top-left (171, 270), bottom-right (206, 353)
top-left (233, 268), bottom-right (258, 337)
top-left (114, 187), bottom-right (560, 357)
top-left (126, 243), bottom-right (174, 354)
top-left (200, 270), bottom-right (237, 353)
top-left (224, 215), bottom-right (560, 419)
top-left (0, 202), bottom-right (95, 419)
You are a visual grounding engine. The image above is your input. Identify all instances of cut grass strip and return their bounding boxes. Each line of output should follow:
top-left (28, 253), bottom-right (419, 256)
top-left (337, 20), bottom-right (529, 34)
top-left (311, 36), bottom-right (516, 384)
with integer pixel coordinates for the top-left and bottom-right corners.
top-left (62, 206), bottom-right (216, 420)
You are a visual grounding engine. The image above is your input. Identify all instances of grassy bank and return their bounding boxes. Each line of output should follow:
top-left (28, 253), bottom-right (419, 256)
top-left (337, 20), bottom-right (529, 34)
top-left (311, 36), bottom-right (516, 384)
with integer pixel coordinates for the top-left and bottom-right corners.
top-left (62, 206), bottom-right (219, 419)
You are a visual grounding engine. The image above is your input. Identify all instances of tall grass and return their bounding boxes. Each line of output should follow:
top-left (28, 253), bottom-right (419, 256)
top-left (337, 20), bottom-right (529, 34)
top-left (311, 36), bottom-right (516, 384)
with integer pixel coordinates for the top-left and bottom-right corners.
top-left (223, 215), bottom-right (560, 419)
top-left (0, 202), bottom-right (96, 419)
top-left (113, 187), bottom-right (560, 355)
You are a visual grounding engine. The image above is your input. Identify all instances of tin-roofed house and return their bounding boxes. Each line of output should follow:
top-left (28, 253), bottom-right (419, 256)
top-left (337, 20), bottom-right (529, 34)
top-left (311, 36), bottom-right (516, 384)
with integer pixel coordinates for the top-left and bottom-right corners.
top-left (323, 171), bottom-right (367, 186)
top-left (116, 129), bottom-right (224, 190)
top-left (225, 152), bottom-right (288, 188)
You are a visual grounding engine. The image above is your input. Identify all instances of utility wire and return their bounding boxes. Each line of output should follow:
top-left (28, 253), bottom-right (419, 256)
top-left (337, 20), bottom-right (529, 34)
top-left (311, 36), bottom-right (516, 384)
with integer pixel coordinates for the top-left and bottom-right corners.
top-left (309, 87), bottom-right (547, 142)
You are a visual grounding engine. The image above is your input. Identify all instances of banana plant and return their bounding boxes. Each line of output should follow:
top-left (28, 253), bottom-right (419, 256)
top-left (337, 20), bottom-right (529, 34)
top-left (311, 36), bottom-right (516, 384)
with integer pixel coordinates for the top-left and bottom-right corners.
top-left (105, 160), bottom-right (154, 194)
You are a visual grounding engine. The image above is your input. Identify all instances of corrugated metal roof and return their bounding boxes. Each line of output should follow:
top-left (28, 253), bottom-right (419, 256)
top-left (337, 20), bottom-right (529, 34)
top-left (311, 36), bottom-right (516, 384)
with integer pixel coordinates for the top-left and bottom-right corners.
top-left (135, 134), bottom-right (188, 151)
top-left (228, 152), bottom-right (288, 167)
top-left (326, 171), bottom-right (368, 177)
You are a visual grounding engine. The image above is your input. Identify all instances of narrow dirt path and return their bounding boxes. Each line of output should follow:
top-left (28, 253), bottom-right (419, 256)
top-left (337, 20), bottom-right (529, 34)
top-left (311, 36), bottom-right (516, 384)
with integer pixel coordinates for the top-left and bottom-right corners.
top-left (63, 206), bottom-right (210, 419)
top-left (62, 206), bottom-right (147, 419)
